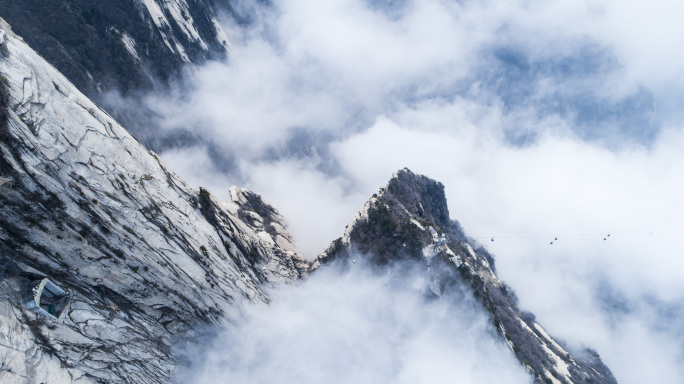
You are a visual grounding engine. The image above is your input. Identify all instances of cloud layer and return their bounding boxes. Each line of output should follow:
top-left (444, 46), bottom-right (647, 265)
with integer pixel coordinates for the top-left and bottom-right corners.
top-left (142, 0), bottom-right (684, 382)
top-left (179, 261), bottom-right (531, 384)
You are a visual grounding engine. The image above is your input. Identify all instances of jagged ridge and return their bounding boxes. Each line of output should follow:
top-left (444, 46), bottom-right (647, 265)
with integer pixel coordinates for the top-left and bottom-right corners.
top-left (0, 21), bottom-right (305, 383)
top-left (313, 168), bottom-right (618, 384)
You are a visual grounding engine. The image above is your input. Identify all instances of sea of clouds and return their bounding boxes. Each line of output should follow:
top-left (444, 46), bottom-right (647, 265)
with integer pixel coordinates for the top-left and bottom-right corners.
top-left (178, 260), bottom-right (532, 384)
top-left (136, 0), bottom-right (684, 382)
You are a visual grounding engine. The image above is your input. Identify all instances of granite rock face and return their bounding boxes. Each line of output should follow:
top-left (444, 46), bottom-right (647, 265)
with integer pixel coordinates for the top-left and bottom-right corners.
top-left (313, 168), bottom-right (619, 384)
top-left (0, 20), bottom-right (306, 383)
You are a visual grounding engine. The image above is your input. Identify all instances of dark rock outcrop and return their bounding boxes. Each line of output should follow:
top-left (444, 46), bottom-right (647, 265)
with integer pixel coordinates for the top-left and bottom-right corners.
top-left (0, 0), bottom-right (230, 96)
top-left (313, 168), bottom-right (618, 384)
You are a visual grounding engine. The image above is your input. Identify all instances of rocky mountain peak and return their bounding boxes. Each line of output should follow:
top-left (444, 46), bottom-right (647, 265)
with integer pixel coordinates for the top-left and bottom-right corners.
top-left (223, 186), bottom-right (310, 279)
top-left (387, 167), bottom-right (451, 227)
top-left (313, 169), bottom-right (618, 384)
top-left (312, 167), bottom-right (466, 268)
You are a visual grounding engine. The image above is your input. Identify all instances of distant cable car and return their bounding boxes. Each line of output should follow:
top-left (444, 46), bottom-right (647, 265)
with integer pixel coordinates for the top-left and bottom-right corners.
top-left (491, 238), bottom-right (494, 242)
top-left (23, 278), bottom-right (70, 319)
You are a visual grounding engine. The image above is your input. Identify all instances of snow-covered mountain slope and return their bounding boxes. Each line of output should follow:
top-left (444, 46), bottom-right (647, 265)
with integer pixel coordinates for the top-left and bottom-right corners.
top-left (0, 19), bottom-right (306, 383)
top-left (313, 168), bottom-right (618, 384)
top-left (0, 0), bottom-right (230, 95)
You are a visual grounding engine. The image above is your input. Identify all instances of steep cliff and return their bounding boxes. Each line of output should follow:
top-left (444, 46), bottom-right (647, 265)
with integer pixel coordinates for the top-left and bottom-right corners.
top-left (0, 19), bottom-right (306, 383)
top-left (0, 0), bottom-right (230, 95)
top-left (313, 168), bottom-right (618, 384)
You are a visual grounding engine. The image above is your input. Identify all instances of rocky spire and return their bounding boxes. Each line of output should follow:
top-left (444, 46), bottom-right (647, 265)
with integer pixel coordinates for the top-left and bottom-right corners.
top-left (313, 168), bottom-right (618, 384)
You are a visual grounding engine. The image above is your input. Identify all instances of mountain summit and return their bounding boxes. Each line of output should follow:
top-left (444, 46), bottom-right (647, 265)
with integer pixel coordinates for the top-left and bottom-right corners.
top-left (313, 168), bottom-right (618, 384)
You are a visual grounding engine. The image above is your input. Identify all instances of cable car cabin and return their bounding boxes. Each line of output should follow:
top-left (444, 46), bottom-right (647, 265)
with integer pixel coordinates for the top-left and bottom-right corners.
top-left (23, 278), bottom-right (70, 320)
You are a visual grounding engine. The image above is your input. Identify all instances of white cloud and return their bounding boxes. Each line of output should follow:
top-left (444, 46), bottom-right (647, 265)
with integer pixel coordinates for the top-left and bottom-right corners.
top-left (237, 158), bottom-right (369, 259)
top-left (160, 146), bottom-right (236, 198)
top-left (152, 0), bottom-right (684, 382)
top-left (180, 262), bottom-right (531, 384)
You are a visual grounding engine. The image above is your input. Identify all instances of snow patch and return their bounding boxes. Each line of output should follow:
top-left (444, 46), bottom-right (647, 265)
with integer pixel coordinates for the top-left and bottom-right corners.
top-left (522, 321), bottom-right (572, 382)
top-left (163, 0), bottom-right (208, 49)
top-left (410, 217), bottom-right (425, 230)
top-left (462, 241), bottom-right (477, 259)
top-left (141, 0), bottom-right (169, 31)
top-left (444, 248), bottom-right (463, 267)
top-left (138, 0), bottom-right (211, 58)
top-left (544, 370), bottom-right (563, 384)
top-left (213, 17), bottom-right (229, 49)
top-left (541, 342), bottom-right (572, 382)
top-left (534, 323), bottom-right (570, 356)
top-left (341, 197), bottom-right (375, 242)
top-left (519, 318), bottom-right (539, 338)
top-left (121, 33), bottom-right (141, 62)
